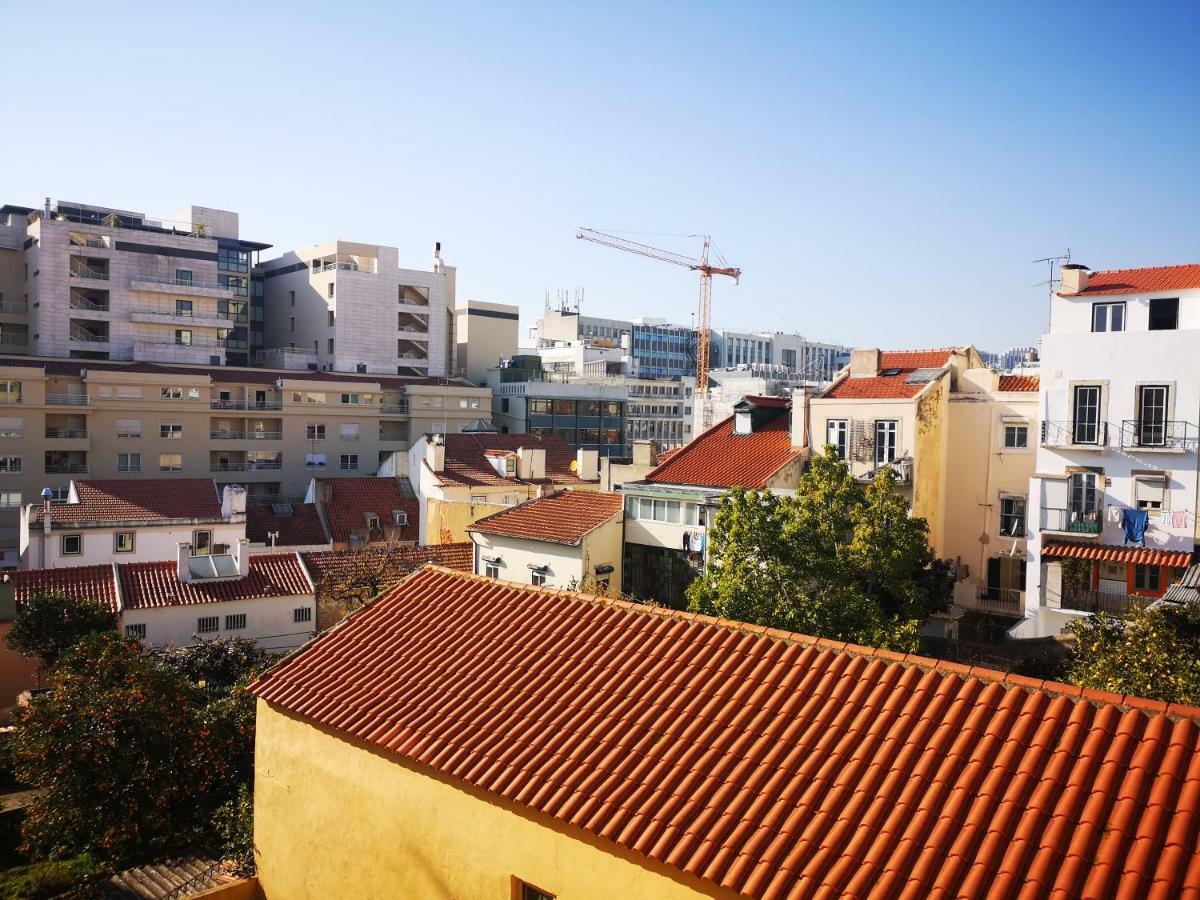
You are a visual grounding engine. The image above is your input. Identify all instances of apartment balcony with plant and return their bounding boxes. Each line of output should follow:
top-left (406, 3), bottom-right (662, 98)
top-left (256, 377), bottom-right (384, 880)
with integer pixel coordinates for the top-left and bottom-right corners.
top-left (67, 231), bottom-right (111, 251)
top-left (210, 418), bottom-right (284, 441)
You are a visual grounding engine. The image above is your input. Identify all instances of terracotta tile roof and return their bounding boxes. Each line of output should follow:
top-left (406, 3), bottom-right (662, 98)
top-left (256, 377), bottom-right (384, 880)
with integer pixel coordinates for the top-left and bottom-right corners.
top-left (997, 374), bottom-right (1040, 392)
top-left (34, 479), bottom-right (222, 525)
top-left (118, 553), bottom-right (312, 610)
top-left (646, 405), bottom-right (801, 489)
top-left (247, 502), bottom-right (329, 548)
top-left (1059, 263), bottom-right (1200, 297)
top-left (317, 478), bottom-right (418, 545)
top-left (1042, 540), bottom-right (1193, 569)
top-left (252, 567), bottom-right (1200, 900)
top-left (433, 434), bottom-right (590, 487)
top-left (9, 565), bottom-right (118, 612)
top-left (301, 543), bottom-right (473, 587)
top-left (823, 348), bottom-right (956, 400)
top-left (653, 447), bottom-right (682, 466)
top-left (468, 491), bottom-right (623, 545)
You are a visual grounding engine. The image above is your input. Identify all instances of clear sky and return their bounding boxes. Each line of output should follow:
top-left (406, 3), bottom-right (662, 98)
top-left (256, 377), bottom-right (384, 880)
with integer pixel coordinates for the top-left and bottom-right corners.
top-left (3, 1), bottom-right (1197, 351)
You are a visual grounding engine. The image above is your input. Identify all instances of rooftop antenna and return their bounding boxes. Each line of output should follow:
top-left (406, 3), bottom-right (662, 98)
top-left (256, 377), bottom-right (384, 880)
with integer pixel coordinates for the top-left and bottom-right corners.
top-left (1033, 249), bottom-right (1071, 331)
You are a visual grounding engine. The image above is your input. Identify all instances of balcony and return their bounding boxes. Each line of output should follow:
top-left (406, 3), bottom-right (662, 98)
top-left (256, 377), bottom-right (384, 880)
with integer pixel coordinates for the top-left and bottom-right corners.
top-left (1041, 420), bottom-right (1108, 449)
top-left (70, 322), bottom-right (109, 343)
top-left (850, 457), bottom-right (912, 485)
top-left (209, 430), bottom-right (282, 440)
top-left (46, 394), bottom-right (90, 406)
top-left (129, 274), bottom-right (234, 299)
top-left (70, 290), bottom-right (110, 313)
top-left (0, 332), bottom-right (29, 347)
top-left (0, 300), bottom-right (28, 315)
top-left (1061, 589), bottom-right (1143, 615)
top-left (45, 453), bottom-right (88, 474)
top-left (976, 587), bottom-right (1023, 615)
top-left (1118, 419), bottom-right (1198, 453)
top-left (68, 232), bottom-right (110, 250)
top-left (1041, 506), bottom-right (1103, 536)
top-left (380, 402), bottom-right (410, 415)
top-left (210, 399), bottom-right (284, 411)
top-left (45, 427), bottom-right (88, 439)
top-left (69, 258), bottom-right (109, 281)
top-left (129, 305), bottom-right (235, 328)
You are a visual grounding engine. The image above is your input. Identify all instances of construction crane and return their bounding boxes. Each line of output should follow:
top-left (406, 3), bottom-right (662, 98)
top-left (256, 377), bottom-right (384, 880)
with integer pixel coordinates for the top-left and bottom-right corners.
top-left (576, 228), bottom-right (741, 429)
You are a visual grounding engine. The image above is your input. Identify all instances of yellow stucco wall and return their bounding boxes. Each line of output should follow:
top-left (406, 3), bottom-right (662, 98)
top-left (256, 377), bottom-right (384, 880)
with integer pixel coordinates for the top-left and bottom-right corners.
top-left (912, 379), bottom-right (947, 554)
top-left (253, 700), bottom-right (738, 900)
top-left (424, 497), bottom-right (513, 545)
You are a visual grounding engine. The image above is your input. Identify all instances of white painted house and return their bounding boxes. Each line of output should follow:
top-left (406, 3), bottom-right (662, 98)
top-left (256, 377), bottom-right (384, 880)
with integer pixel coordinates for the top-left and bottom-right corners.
top-left (1018, 263), bottom-right (1200, 638)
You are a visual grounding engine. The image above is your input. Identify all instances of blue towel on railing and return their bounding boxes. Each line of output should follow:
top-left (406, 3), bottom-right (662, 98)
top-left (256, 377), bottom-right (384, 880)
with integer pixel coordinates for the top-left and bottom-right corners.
top-left (1122, 508), bottom-right (1148, 545)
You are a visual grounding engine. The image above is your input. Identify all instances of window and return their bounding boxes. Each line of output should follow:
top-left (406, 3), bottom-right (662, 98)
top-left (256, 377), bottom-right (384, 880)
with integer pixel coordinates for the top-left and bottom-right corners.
top-left (1135, 475), bottom-right (1167, 515)
top-left (340, 423), bottom-right (360, 441)
top-left (114, 532), bottom-right (135, 553)
top-left (1091, 302), bottom-right (1125, 333)
top-left (328, 338), bottom-right (334, 354)
top-left (125, 624), bottom-right (147, 639)
top-left (175, 299), bottom-right (193, 317)
top-left (160, 386), bottom-right (199, 400)
top-left (305, 392), bottom-right (326, 404)
top-left (160, 421), bottom-right (183, 439)
top-left (1148, 298), bottom-right (1179, 331)
top-left (294, 607), bottom-right (313, 624)
top-left (999, 496), bottom-right (1026, 537)
top-left (519, 882), bottom-right (555, 900)
top-left (340, 453), bottom-right (359, 471)
top-left (306, 452), bottom-right (327, 468)
top-left (0, 417), bottom-right (21, 438)
top-left (485, 562), bottom-right (500, 579)
top-left (341, 393), bottom-right (360, 405)
top-left (1136, 385), bottom-right (1168, 447)
top-left (116, 418), bottom-right (142, 438)
top-left (118, 385), bottom-right (143, 399)
top-left (0, 456), bottom-right (22, 474)
top-left (531, 570), bottom-right (547, 587)
top-left (0, 381), bottom-right (22, 403)
top-left (327, 310), bottom-right (335, 327)
top-left (0, 491), bottom-right (20, 509)
top-left (1134, 564), bottom-right (1162, 593)
top-left (217, 247), bottom-right (249, 273)
top-left (225, 614), bottom-right (247, 630)
top-left (1068, 471), bottom-right (1100, 520)
top-left (117, 452), bottom-right (141, 472)
top-left (826, 419), bottom-right (848, 459)
top-left (327, 282), bottom-right (334, 299)
top-left (874, 420), bottom-right (898, 464)
top-left (61, 534), bottom-right (82, 556)
top-left (175, 329), bottom-right (192, 345)
top-left (175, 269), bottom-right (193, 285)
top-left (624, 495), bottom-right (638, 519)
top-left (306, 424), bottom-right (326, 440)
top-left (193, 530), bottom-right (212, 555)
top-left (196, 616), bottom-right (219, 634)
top-left (1072, 385), bottom-right (1102, 444)
top-left (289, 290), bottom-right (295, 306)
top-left (289, 316), bottom-right (295, 332)
top-left (219, 274), bottom-right (248, 296)
top-left (504, 457), bottom-right (516, 475)
top-left (1003, 423), bottom-right (1029, 449)
top-left (500, 397), bottom-right (510, 413)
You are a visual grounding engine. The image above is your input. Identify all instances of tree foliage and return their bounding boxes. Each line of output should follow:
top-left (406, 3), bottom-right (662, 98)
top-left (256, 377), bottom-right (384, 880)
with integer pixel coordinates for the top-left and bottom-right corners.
top-left (316, 547), bottom-right (416, 627)
top-left (1066, 600), bottom-right (1200, 705)
top-left (153, 637), bottom-right (271, 691)
top-left (5, 593), bottom-right (117, 668)
top-left (686, 447), bottom-right (949, 651)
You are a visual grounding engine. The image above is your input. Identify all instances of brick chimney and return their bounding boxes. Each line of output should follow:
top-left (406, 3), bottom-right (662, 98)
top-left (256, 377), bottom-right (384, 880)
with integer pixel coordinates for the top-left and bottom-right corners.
top-left (1060, 264), bottom-right (1090, 294)
top-left (849, 348), bottom-right (880, 377)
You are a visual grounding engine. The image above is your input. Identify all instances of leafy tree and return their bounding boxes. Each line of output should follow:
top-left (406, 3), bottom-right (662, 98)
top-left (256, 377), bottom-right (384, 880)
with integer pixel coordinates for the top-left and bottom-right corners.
top-left (10, 634), bottom-right (244, 867)
top-left (687, 446), bottom-right (949, 651)
top-left (153, 637), bottom-right (271, 691)
top-left (316, 547), bottom-right (416, 627)
top-left (5, 593), bottom-right (116, 668)
top-left (1066, 600), bottom-right (1200, 704)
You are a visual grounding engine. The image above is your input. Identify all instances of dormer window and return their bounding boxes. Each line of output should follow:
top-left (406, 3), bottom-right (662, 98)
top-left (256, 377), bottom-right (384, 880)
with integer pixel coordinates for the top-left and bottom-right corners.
top-left (879, 368), bottom-right (902, 377)
top-left (505, 457), bottom-right (516, 475)
top-left (365, 514), bottom-right (380, 531)
top-left (734, 411), bottom-right (752, 435)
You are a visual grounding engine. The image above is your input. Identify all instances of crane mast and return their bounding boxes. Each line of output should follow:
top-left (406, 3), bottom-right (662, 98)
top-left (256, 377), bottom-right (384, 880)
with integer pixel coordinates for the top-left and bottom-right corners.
top-left (576, 228), bottom-right (740, 430)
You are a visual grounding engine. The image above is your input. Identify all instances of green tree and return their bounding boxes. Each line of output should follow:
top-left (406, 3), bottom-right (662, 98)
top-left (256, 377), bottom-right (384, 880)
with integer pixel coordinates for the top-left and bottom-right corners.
top-left (5, 593), bottom-right (117, 668)
top-left (1066, 600), bottom-right (1200, 705)
top-left (687, 447), bottom-right (949, 651)
top-left (153, 637), bottom-right (270, 691)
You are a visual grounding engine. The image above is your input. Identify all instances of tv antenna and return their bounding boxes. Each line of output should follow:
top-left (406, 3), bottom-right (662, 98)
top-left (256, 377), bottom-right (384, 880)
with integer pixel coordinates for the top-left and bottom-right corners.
top-left (1033, 249), bottom-right (1071, 330)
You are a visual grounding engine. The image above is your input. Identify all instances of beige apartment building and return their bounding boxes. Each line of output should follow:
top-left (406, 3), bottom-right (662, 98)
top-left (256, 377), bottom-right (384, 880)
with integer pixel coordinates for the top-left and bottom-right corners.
top-left (453, 299), bottom-right (519, 386)
top-left (0, 355), bottom-right (489, 557)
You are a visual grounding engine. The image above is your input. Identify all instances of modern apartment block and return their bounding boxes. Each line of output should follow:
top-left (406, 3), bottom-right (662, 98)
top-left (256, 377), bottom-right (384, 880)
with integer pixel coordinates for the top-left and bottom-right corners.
top-left (712, 330), bottom-right (847, 383)
top-left (1019, 263), bottom-right (1200, 638)
top-left (534, 307), bottom-right (696, 378)
top-left (488, 368), bottom-right (629, 458)
top-left (2, 200), bottom-right (269, 367)
top-left (453, 299), bottom-right (520, 386)
top-left (262, 240), bottom-right (453, 377)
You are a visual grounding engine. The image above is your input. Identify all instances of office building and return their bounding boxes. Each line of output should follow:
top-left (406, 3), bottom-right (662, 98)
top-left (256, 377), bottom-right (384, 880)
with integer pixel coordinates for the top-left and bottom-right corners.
top-left (454, 300), bottom-right (520, 386)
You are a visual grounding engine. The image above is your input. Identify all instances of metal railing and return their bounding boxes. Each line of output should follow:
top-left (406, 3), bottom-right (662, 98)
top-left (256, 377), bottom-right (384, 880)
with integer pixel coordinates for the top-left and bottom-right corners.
top-left (136, 336), bottom-right (224, 348)
top-left (212, 459), bottom-right (283, 471)
top-left (1041, 506), bottom-right (1103, 535)
top-left (1119, 419), bottom-right (1198, 452)
top-left (45, 462), bottom-right (88, 474)
top-left (210, 399), bottom-right (283, 411)
top-left (68, 235), bottom-right (109, 249)
top-left (131, 274), bottom-right (229, 291)
top-left (46, 394), bottom-right (89, 406)
top-left (0, 333), bottom-right (29, 346)
top-left (312, 260), bottom-right (376, 273)
top-left (977, 587), bottom-right (1023, 614)
top-left (69, 326), bottom-right (109, 343)
top-left (1041, 420), bottom-right (1108, 448)
top-left (45, 428), bottom-right (87, 439)
top-left (69, 295), bottom-right (109, 312)
top-left (209, 430), bottom-right (282, 440)
top-left (0, 301), bottom-right (29, 314)
top-left (1061, 589), bottom-right (1145, 615)
top-left (69, 266), bottom-right (109, 280)
top-left (380, 403), bottom-right (410, 415)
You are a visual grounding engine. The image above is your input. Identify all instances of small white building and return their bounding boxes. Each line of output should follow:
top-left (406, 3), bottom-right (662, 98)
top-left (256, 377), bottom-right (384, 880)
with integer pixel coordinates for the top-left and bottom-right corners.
top-left (468, 490), bottom-right (624, 591)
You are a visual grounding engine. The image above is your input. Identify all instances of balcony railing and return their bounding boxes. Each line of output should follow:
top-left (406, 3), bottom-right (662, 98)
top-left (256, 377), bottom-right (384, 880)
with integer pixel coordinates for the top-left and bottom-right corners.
top-left (69, 326), bottom-right (109, 343)
top-left (313, 260), bottom-right (376, 274)
top-left (1061, 589), bottom-right (1145, 615)
top-left (68, 234), bottom-right (110, 249)
top-left (132, 274), bottom-right (229, 292)
top-left (210, 399), bottom-right (283, 411)
top-left (0, 334), bottom-right (29, 346)
top-left (1041, 420), bottom-right (1108, 448)
top-left (45, 462), bottom-right (88, 474)
top-left (70, 267), bottom-right (109, 280)
top-left (46, 394), bottom-right (90, 406)
top-left (211, 459), bottom-right (283, 472)
top-left (1119, 419), bottom-right (1198, 452)
top-left (69, 295), bottom-right (109, 312)
top-left (380, 403), bottom-right (410, 415)
top-left (0, 301), bottom-right (29, 314)
top-left (210, 431), bottom-right (282, 440)
top-left (1041, 506), bottom-right (1103, 535)
top-left (45, 428), bottom-right (88, 439)
top-left (977, 587), bottom-right (1023, 615)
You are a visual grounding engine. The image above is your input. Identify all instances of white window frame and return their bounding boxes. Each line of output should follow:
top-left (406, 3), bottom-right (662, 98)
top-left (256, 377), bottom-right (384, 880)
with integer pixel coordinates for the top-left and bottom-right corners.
top-left (196, 616), bottom-right (219, 634)
top-left (485, 562), bottom-right (500, 579)
top-left (224, 614), bottom-right (247, 630)
top-left (61, 533), bottom-right (82, 556)
top-left (874, 420), bottom-right (898, 464)
top-left (826, 419), bottom-right (848, 459)
top-left (114, 531), bottom-right (135, 553)
top-left (999, 495), bottom-right (1026, 537)
top-left (159, 453), bottom-right (182, 472)
top-left (1002, 423), bottom-right (1029, 449)
top-left (1091, 301), bottom-right (1125, 333)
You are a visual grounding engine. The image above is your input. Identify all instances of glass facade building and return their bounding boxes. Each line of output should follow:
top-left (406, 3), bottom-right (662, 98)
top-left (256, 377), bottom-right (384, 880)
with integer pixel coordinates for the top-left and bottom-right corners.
top-left (527, 398), bottom-right (627, 458)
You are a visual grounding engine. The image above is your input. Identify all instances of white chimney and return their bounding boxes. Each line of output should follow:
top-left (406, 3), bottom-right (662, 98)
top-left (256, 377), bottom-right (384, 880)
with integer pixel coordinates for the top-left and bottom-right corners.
top-left (849, 348), bottom-right (881, 377)
top-left (631, 440), bottom-right (657, 468)
top-left (177, 542), bottom-right (192, 583)
top-left (790, 388), bottom-right (809, 449)
top-left (235, 538), bottom-right (250, 577)
top-left (432, 241), bottom-right (444, 273)
top-left (221, 484), bottom-right (247, 518)
top-left (518, 446), bottom-right (546, 480)
top-left (425, 434), bottom-right (445, 472)
top-left (575, 448), bottom-right (599, 482)
top-left (1060, 264), bottom-right (1090, 294)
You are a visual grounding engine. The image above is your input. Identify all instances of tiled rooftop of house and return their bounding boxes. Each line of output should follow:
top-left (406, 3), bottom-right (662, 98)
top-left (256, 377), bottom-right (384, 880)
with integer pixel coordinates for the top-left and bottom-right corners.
top-left (1041, 540), bottom-right (1193, 569)
top-left (252, 566), bottom-right (1200, 900)
top-left (823, 349), bottom-right (957, 400)
top-left (247, 502), bottom-right (329, 548)
top-left (645, 397), bottom-right (802, 489)
top-left (1058, 263), bottom-right (1200, 297)
top-left (118, 553), bottom-right (312, 609)
top-left (9, 564), bottom-right (119, 612)
top-left (468, 490), bottom-right (623, 545)
top-left (33, 479), bottom-right (222, 525)
top-left (997, 374), bottom-right (1040, 392)
top-left (433, 434), bottom-right (591, 487)
top-left (317, 478), bottom-right (418, 545)
top-left (301, 543), bottom-right (473, 587)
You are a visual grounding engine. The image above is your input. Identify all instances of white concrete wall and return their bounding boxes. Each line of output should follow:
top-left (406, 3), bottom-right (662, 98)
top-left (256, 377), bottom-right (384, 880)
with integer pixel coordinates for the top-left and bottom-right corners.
top-left (120, 592), bottom-right (316, 652)
top-left (471, 532), bottom-right (584, 589)
top-left (22, 520), bottom-right (245, 569)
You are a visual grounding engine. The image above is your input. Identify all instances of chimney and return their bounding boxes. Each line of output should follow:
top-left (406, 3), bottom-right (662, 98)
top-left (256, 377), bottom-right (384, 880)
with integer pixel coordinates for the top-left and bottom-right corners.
top-left (425, 434), bottom-right (445, 472)
top-left (41, 487), bottom-right (53, 537)
top-left (177, 542), bottom-right (192, 583)
top-left (432, 241), bottom-right (443, 273)
top-left (221, 484), bottom-right (247, 518)
top-left (517, 446), bottom-right (546, 480)
top-left (575, 448), bottom-right (599, 482)
top-left (235, 538), bottom-right (250, 577)
top-left (849, 348), bottom-right (881, 377)
top-left (631, 440), bottom-right (657, 468)
top-left (790, 387), bottom-right (809, 449)
top-left (1060, 264), bottom-right (1090, 294)
top-left (43, 197), bottom-right (51, 217)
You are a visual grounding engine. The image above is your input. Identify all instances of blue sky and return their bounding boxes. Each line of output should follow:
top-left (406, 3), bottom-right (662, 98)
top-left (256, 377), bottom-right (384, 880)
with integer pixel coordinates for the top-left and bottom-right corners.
top-left (3, 1), bottom-right (1197, 350)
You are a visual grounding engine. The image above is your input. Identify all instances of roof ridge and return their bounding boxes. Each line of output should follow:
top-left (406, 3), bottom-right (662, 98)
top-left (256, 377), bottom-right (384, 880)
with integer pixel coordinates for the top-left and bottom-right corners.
top-left (417, 564), bottom-right (1200, 721)
top-left (1088, 262), bottom-right (1200, 276)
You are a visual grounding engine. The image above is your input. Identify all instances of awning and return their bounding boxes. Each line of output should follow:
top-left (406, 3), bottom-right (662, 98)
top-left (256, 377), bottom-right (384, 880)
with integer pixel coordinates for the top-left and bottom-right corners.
top-left (594, 564), bottom-right (615, 575)
top-left (1042, 541), bottom-right (1193, 568)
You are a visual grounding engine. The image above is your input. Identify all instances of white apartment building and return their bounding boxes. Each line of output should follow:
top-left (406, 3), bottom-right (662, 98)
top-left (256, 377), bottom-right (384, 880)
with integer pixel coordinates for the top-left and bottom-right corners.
top-left (262, 240), bottom-right (452, 377)
top-left (5, 200), bottom-right (268, 367)
top-left (1019, 263), bottom-right (1200, 638)
top-left (713, 330), bottom-right (847, 383)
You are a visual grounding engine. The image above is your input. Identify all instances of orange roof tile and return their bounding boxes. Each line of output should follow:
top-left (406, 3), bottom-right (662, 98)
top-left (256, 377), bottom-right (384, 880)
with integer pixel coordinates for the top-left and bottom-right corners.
top-left (10, 565), bottom-right (119, 612)
top-left (468, 491), bottom-right (623, 545)
top-left (252, 567), bottom-right (1200, 900)
top-left (118, 553), bottom-right (312, 610)
top-left (823, 348), bottom-right (956, 400)
top-left (246, 502), bottom-right (328, 548)
top-left (318, 478), bottom-right (417, 545)
top-left (34, 479), bottom-right (221, 525)
top-left (301, 543), bottom-right (473, 587)
top-left (1059, 263), bottom-right (1200, 296)
top-left (434, 434), bottom-right (589, 487)
top-left (645, 402), bottom-right (802, 489)
top-left (997, 374), bottom-right (1040, 392)
top-left (1042, 541), bottom-right (1193, 569)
